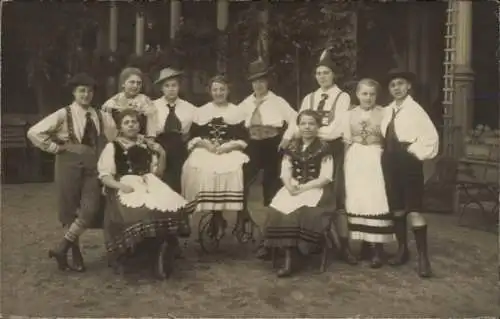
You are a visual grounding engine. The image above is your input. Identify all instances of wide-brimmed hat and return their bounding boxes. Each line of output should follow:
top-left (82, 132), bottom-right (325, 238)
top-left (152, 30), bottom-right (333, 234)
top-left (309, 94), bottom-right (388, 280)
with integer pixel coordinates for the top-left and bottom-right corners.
top-left (247, 59), bottom-right (271, 81)
top-left (385, 68), bottom-right (416, 85)
top-left (66, 73), bottom-right (97, 89)
top-left (316, 48), bottom-right (337, 73)
top-left (155, 67), bottom-right (184, 85)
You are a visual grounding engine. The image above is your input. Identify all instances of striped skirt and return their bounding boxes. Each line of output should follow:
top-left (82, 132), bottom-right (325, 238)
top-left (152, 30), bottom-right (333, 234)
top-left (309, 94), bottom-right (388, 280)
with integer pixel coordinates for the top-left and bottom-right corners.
top-left (345, 143), bottom-right (395, 243)
top-left (181, 147), bottom-right (249, 212)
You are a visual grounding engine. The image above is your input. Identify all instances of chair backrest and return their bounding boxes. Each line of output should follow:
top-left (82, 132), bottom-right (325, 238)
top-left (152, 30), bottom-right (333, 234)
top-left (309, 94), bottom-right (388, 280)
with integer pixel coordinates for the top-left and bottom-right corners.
top-left (1, 123), bottom-right (29, 149)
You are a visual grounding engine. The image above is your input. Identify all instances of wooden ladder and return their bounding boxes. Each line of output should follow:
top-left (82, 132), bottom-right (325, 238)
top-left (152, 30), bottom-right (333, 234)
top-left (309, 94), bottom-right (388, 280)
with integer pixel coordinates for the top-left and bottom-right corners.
top-left (442, 0), bottom-right (458, 157)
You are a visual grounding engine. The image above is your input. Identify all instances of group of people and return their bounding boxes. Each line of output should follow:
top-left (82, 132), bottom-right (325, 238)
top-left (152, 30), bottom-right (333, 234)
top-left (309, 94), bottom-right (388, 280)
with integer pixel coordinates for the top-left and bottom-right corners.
top-left (27, 47), bottom-right (439, 279)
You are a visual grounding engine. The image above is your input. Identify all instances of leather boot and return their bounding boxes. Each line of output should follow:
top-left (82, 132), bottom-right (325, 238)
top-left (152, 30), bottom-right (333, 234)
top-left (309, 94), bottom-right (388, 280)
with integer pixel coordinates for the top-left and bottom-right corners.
top-left (339, 237), bottom-right (358, 265)
top-left (277, 248), bottom-right (293, 277)
top-left (359, 240), bottom-right (371, 261)
top-left (413, 225), bottom-right (432, 278)
top-left (388, 215), bottom-right (410, 266)
top-left (255, 241), bottom-right (271, 260)
top-left (370, 243), bottom-right (383, 269)
top-left (48, 238), bottom-right (72, 271)
top-left (70, 240), bottom-right (86, 272)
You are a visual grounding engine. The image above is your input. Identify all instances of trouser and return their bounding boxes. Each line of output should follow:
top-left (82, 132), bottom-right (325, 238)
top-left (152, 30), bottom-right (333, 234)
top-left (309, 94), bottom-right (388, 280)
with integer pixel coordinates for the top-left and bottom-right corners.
top-left (156, 132), bottom-right (187, 193)
top-left (244, 135), bottom-right (283, 207)
top-left (55, 148), bottom-right (102, 228)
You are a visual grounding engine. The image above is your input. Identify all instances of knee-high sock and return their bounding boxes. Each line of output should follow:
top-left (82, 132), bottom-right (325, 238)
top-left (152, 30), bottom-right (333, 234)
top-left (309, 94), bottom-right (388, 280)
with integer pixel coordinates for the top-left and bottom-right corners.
top-left (64, 218), bottom-right (86, 242)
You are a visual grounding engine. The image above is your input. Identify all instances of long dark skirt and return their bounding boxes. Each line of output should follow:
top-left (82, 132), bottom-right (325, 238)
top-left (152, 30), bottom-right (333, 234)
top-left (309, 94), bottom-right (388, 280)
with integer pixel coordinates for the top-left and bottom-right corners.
top-left (103, 189), bottom-right (194, 262)
top-left (264, 185), bottom-right (336, 255)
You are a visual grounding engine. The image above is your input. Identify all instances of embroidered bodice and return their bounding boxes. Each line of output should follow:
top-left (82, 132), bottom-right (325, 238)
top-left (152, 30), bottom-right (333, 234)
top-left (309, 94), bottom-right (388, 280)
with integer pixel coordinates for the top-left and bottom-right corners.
top-left (191, 117), bottom-right (248, 145)
top-left (284, 139), bottom-right (331, 184)
top-left (113, 141), bottom-right (152, 176)
top-left (349, 107), bottom-right (384, 145)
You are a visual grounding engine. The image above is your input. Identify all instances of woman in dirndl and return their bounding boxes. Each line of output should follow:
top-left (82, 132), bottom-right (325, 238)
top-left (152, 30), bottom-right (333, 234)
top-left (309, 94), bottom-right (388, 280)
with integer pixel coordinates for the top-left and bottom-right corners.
top-left (101, 67), bottom-right (158, 140)
top-left (342, 79), bottom-right (395, 269)
top-left (264, 110), bottom-right (336, 277)
top-left (98, 109), bottom-right (197, 277)
top-left (181, 75), bottom-right (249, 235)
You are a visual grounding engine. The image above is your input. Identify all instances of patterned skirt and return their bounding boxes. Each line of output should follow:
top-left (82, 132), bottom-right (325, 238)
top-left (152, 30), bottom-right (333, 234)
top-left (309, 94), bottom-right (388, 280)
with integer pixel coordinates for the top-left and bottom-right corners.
top-left (103, 180), bottom-right (197, 261)
top-left (181, 148), bottom-right (249, 212)
top-left (264, 184), bottom-right (336, 255)
top-left (345, 143), bottom-right (395, 243)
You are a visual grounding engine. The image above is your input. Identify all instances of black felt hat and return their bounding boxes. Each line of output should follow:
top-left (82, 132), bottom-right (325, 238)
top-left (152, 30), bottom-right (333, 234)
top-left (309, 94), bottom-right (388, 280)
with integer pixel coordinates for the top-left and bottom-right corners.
top-left (247, 58), bottom-right (271, 81)
top-left (67, 73), bottom-right (97, 89)
top-left (316, 48), bottom-right (337, 73)
top-left (385, 68), bottom-right (416, 85)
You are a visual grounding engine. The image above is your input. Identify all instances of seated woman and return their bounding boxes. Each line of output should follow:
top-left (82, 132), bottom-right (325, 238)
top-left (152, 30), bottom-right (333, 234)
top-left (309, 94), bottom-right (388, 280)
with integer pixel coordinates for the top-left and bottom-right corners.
top-left (182, 75), bottom-right (249, 236)
top-left (98, 109), bottom-right (196, 278)
top-left (264, 110), bottom-right (336, 278)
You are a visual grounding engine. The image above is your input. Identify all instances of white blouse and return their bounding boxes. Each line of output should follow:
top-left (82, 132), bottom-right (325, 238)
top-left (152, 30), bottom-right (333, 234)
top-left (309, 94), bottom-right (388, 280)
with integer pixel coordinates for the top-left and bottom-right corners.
top-left (380, 95), bottom-right (439, 161)
top-left (153, 97), bottom-right (196, 135)
top-left (238, 91), bottom-right (297, 128)
top-left (97, 135), bottom-right (159, 179)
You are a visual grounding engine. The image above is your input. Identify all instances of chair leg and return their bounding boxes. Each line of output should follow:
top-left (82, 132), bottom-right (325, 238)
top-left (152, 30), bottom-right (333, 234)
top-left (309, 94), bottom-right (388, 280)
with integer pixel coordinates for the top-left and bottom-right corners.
top-left (272, 247), bottom-right (278, 269)
top-left (320, 244), bottom-right (328, 273)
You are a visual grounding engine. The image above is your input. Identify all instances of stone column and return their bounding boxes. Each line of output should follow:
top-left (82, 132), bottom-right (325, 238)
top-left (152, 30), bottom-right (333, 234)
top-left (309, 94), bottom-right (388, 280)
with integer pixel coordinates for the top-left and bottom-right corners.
top-left (135, 9), bottom-right (145, 56)
top-left (170, 0), bottom-right (182, 40)
top-left (216, 0), bottom-right (229, 74)
top-left (454, 0), bottom-right (474, 156)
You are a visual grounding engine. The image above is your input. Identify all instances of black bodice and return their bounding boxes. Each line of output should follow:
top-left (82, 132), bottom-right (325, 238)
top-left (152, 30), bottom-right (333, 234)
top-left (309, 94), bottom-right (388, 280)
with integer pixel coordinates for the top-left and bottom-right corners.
top-left (190, 117), bottom-right (248, 145)
top-left (113, 141), bottom-right (152, 176)
top-left (284, 138), bottom-right (331, 184)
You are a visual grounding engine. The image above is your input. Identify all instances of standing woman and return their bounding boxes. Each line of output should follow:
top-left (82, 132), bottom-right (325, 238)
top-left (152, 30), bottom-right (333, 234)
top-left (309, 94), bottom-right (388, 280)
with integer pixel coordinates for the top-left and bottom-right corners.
top-left (238, 59), bottom-right (297, 249)
top-left (27, 73), bottom-right (112, 272)
top-left (102, 67), bottom-right (158, 140)
top-left (182, 75), bottom-right (249, 233)
top-left (381, 68), bottom-right (439, 278)
top-left (281, 48), bottom-right (357, 264)
top-left (342, 79), bottom-right (395, 268)
top-left (153, 67), bottom-right (196, 193)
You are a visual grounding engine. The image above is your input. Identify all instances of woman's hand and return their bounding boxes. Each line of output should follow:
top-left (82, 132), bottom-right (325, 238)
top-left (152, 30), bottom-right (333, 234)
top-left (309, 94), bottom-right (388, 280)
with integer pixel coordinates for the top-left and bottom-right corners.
top-left (145, 139), bottom-right (164, 154)
top-left (199, 140), bottom-right (217, 153)
top-left (285, 184), bottom-right (300, 196)
top-left (278, 138), bottom-right (291, 151)
top-left (216, 143), bottom-right (234, 154)
top-left (119, 184), bottom-right (134, 193)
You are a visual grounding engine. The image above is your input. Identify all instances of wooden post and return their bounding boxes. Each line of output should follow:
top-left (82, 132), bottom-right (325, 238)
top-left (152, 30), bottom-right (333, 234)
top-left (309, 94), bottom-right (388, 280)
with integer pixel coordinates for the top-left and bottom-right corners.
top-left (216, 0), bottom-right (229, 74)
top-left (454, 0), bottom-right (474, 155)
top-left (170, 0), bottom-right (182, 40)
top-left (135, 9), bottom-right (145, 56)
top-left (257, 0), bottom-right (269, 62)
top-left (107, 1), bottom-right (119, 98)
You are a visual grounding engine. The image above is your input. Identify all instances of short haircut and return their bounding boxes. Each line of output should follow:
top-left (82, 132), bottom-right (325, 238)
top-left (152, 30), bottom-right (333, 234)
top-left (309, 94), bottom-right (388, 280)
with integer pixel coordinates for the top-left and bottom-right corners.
top-left (115, 109), bottom-right (140, 129)
top-left (296, 109), bottom-right (322, 126)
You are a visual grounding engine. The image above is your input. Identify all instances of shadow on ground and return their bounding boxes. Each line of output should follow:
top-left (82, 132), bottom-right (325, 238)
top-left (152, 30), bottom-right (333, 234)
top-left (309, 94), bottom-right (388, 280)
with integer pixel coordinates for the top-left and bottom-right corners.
top-left (1, 182), bottom-right (498, 317)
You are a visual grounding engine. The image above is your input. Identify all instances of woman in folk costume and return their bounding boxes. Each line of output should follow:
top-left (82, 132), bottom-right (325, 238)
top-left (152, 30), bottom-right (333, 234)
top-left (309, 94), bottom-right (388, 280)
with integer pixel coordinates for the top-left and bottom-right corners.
top-left (101, 67), bottom-right (157, 140)
top-left (238, 59), bottom-right (297, 258)
top-left (152, 67), bottom-right (196, 193)
top-left (264, 110), bottom-right (336, 277)
top-left (182, 75), bottom-right (249, 234)
top-left (27, 73), bottom-right (113, 272)
top-left (281, 48), bottom-right (357, 265)
top-left (381, 68), bottom-right (439, 278)
top-left (341, 79), bottom-right (395, 268)
top-left (98, 109), bottom-right (197, 276)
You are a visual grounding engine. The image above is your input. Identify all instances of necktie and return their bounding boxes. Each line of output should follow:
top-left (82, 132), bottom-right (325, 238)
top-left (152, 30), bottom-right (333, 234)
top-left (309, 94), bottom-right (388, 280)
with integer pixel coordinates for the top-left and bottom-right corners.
top-left (81, 111), bottom-right (98, 147)
top-left (164, 103), bottom-right (182, 133)
top-left (317, 93), bottom-right (329, 112)
top-left (250, 98), bottom-right (265, 126)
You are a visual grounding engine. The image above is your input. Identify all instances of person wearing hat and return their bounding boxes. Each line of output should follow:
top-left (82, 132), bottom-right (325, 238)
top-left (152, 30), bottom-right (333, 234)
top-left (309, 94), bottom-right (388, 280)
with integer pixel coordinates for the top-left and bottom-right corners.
top-left (27, 73), bottom-right (114, 273)
top-left (152, 67), bottom-right (196, 194)
top-left (281, 48), bottom-right (357, 265)
top-left (381, 68), bottom-right (439, 278)
top-left (238, 59), bottom-right (297, 252)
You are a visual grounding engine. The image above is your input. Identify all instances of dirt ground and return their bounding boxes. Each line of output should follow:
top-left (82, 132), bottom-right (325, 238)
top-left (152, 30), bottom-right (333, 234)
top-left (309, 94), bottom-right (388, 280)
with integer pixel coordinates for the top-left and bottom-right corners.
top-left (1, 182), bottom-right (498, 318)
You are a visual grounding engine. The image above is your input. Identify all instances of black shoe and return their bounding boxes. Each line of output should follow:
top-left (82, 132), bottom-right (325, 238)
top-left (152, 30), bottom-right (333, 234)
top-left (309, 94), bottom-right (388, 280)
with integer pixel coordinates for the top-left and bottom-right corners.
top-left (277, 249), bottom-right (293, 278)
top-left (370, 243), bottom-right (383, 269)
top-left (388, 215), bottom-right (410, 266)
top-left (339, 237), bottom-right (358, 265)
top-left (69, 243), bottom-right (86, 272)
top-left (413, 225), bottom-right (433, 278)
top-left (48, 238), bottom-right (72, 271)
top-left (256, 245), bottom-right (271, 260)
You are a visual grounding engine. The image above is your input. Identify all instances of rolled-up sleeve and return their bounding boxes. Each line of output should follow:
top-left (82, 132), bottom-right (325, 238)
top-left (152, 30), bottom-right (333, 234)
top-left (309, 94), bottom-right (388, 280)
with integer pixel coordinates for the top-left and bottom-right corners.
top-left (97, 142), bottom-right (116, 179)
top-left (27, 109), bottom-right (65, 154)
top-left (280, 155), bottom-right (293, 180)
top-left (407, 107), bottom-right (439, 160)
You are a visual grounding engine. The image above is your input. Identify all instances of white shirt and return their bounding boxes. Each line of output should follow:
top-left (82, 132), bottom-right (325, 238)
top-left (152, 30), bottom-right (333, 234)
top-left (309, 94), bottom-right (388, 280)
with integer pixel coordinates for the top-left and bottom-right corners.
top-left (153, 97), bottom-right (196, 135)
top-left (27, 103), bottom-right (112, 154)
top-left (238, 91), bottom-right (297, 128)
top-left (283, 85), bottom-right (351, 141)
top-left (381, 95), bottom-right (439, 161)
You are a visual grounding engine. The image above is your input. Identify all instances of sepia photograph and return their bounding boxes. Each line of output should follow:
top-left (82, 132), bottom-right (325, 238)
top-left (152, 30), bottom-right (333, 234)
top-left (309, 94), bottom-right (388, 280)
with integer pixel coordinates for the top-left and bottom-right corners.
top-left (1, 0), bottom-right (499, 317)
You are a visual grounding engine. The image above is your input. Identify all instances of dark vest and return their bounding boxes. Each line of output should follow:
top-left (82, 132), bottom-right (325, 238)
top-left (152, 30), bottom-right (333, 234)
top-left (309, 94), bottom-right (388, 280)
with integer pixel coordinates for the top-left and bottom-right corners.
top-left (113, 141), bottom-right (152, 177)
top-left (191, 117), bottom-right (248, 144)
top-left (284, 139), bottom-right (331, 184)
